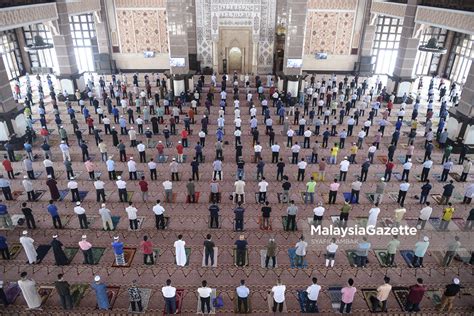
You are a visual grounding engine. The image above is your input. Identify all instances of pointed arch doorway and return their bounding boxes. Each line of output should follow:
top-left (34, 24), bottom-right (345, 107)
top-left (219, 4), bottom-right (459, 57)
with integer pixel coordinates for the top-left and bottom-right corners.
top-left (228, 47), bottom-right (242, 73)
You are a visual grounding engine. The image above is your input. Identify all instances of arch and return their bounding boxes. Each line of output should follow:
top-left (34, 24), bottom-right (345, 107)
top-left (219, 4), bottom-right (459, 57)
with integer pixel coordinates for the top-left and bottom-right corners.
top-left (228, 46), bottom-right (242, 73)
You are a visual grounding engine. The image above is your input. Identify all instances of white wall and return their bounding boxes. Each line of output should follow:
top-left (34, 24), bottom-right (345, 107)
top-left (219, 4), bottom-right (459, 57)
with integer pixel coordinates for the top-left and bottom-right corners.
top-left (0, 121), bottom-right (9, 141)
top-left (113, 53), bottom-right (170, 71)
top-left (302, 55), bottom-right (358, 72)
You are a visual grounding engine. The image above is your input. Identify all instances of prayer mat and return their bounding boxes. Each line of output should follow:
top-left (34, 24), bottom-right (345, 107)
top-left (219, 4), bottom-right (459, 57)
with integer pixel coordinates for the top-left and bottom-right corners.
top-left (381, 218), bottom-right (395, 227)
top-left (233, 248), bottom-right (249, 267)
top-left (58, 190), bottom-right (69, 201)
top-left (9, 214), bottom-right (25, 227)
top-left (277, 192), bottom-right (289, 204)
top-left (328, 286), bottom-right (343, 313)
top-left (452, 217), bottom-right (467, 230)
top-left (288, 248), bottom-right (307, 268)
top-left (388, 192), bottom-right (399, 202)
top-left (397, 156), bottom-right (407, 164)
top-left (400, 250), bottom-right (415, 267)
top-left (93, 171), bottom-right (102, 179)
top-left (254, 192), bottom-right (266, 204)
top-left (4, 282), bottom-right (21, 304)
top-left (365, 193), bottom-right (376, 203)
top-left (282, 215), bottom-right (298, 231)
top-left (392, 287), bottom-right (409, 311)
top-left (361, 288), bottom-right (379, 313)
top-left (260, 249), bottom-right (278, 268)
top-left (111, 216), bottom-right (121, 230)
top-left (425, 290), bottom-right (442, 306)
top-left (201, 247), bottom-right (218, 267)
top-left (305, 156), bottom-right (316, 164)
top-left (454, 247), bottom-right (471, 264)
top-left (147, 140), bottom-right (157, 148)
top-left (374, 172), bottom-right (385, 179)
top-left (112, 247), bottom-right (136, 267)
top-left (428, 217), bottom-right (443, 231)
top-left (38, 285), bottom-right (54, 305)
top-left (128, 216), bottom-right (145, 231)
top-left (162, 288), bottom-right (185, 315)
top-left (431, 250), bottom-right (445, 266)
top-left (207, 192), bottom-right (220, 203)
top-left (4, 243), bottom-right (21, 260)
top-left (356, 216), bottom-right (368, 227)
top-left (377, 155), bottom-right (388, 164)
top-left (12, 190), bottom-right (23, 200)
top-left (415, 156), bottom-right (424, 163)
top-left (33, 171), bottom-right (43, 179)
top-left (157, 155), bottom-right (169, 163)
top-left (233, 294), bottom-right (252, 313)
top-left (136, 170), bottom-right (145, 179)
top-left (257, 216), bottom-right (272, 231)
top-left (374, 249), bottom-right (390, 267)
top-left (35, 244), bottom-right (51, 264)
top-left (449, 172), bottom-right (462, 182)
top-left (345, 249), bottom-right (358, 267)
top-left (70, 284), bottom-right (89, 307)
top-left (175, 154), bottom-right (188, 163)
top-left (128, 288), bottom-right (152, 313)
top-left (208, 215), bottom-right (221, 229)
top-left (64, 247), bottom-right (79, 263)
top-left (91, 247), bottom-right (106, 265)
top-left (186, 192), bottom-right (200, 203)
top-left (174, 247), bottom-right (191, 266)
top-left (14, 153), bottom-right (23, 161)
top-left (267, 293), bottom-right (288, 313)
top-left (431, 194), bottom-right (443, 204)
top-left (330, 215), bottom-right (341, 226)
top-left (196, 288), bottom-right (216, 314)
top-left (342, 192), bottom-right (358, 203)
top-left (127, 191), bottom-right (135, 201)
top-left (393, 172), bottom-right (402, 180)
top-left (79, 191), bottom-right (88, 201)
top-left (104, 286), bottom-right (120, 310)
top-left (311, 172), bottom-right (319, 180)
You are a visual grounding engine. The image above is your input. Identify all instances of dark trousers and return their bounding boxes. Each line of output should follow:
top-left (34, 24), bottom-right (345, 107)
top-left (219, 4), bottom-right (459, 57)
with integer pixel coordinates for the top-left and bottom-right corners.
top-left (238, 297), bottom-right (249, 313)
top-left (129, 171), bottom-right (137, 180)
top-left (339, 171), bottom-right (347, 182)
top-left (273, 300), bottom-right (284, 312)
top-left (405, 301), bottom-right (420, 312)
top-left (420, 168), bottom-right (430, 181)
top-left (2, 187), bottom-right (13, 200)
top-left (306, 299), bottom-right (319, 313)
top-left (78, 214), bottom-right (88, 229)
top-left (370, 297), bottom-right (387, 312)
top-left (297, 169), bottom-right (305, 181)
top-left (96, 189), bottom-right (106, 202)
top-left (52, 215), bottom-right (62, 229)
top-left (119, 189), bottom-right (128, 202)
top-left (286, 214), bottom-right (296, 231)
top-left (27, 190), bottom-right (36, 201)
top-left (350, 189), bottom-right (359, 203)
top-left (150, 169), bottom-right (157, 180)
top-left (205, 249), bottom-right (214, 266)
top-left (129, 219), bottom-right (138, 230)
top-left (0, 247), bottom-right (10, 260)
top-left (108, 170), bottom-right (117, 180)
top-left (236, 249), bottom-right (246, 266)
top-left (164, 297), bottom-right (177, 314)
top-left (397, 190), bottom-right (407, 206)
top-left (59, 294), bottom-right (73, 310)
top-left (340, 302), bottom-right (352, 313)
top-left (361, 169), bottom-right (368, 181)
top-left (66, 170), bottom-right (74, 180)
top-left (402, 169), bottom-right (410, 181)
top-left (329, 190), bottom-right (337, 204)
top-left (71, 189), bottom-right (80, 202)
top-left (155, 214), bottom-right (165, 229)
top-left (200, 297), bottom-right (211, 313)
top-left (265, 255), bottom-right (276, 268)
top-left (144, 253), bottom-right (154, 265)
top-left (82, 248), bottom-right (94, 264)
top-left (130, 300), bottom-right (143, 312)
top-left (25, 215), bottom-right (36, 229)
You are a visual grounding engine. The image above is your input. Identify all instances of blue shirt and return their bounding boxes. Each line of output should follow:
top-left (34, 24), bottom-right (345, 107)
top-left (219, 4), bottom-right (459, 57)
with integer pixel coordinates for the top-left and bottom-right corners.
top-left (0, 236), bottom-right (7, 249)
top-left (47, 204), bottom-right (59, 217)
top-left (112, 108), bottom-right (119, 116)
top-left (24, 143), bottom-right (32, 152)
top-left (112, 241), bottom-right (124, 255)
top-left (0, 204), bottom-right (7, 215)
top-left (236, 285), bottom-right (250, 298)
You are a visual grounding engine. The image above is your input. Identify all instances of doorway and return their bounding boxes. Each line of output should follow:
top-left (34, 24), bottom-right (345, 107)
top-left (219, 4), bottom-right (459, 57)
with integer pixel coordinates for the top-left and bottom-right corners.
top-left (228, 47), bottom-right (242, 73)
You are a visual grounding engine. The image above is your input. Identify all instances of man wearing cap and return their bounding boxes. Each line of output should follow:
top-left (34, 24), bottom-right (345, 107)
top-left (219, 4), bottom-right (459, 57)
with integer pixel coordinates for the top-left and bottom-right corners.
top-left (22, 176), bottom-right (35, 202)
top-left (116, 176), bottom-right (128, 202)
top-left (99, 203), bottom-right (113, 231)
top-left (94, 177), bottom-right (106, 203)
top-left (91, 276), bottom-right (109, 310)
top-left (126, 201), bottom-right (139, 230)
top-left (59, 141), bottom-right (71, 162)
top-left (411, 236), bottom-right (430, 268)
top-left (74, 202), bottom-right (88, 229)
top-left (51, 235), bottom-right (69, 266)
top-left (67, 177), bottom-right (80, 202)
top-left (339, 157), bottom-right (350, 182)
top-left (128, 157), bottom-right (138, 180)
top-left (79, 235), bottom-right (94, 264)
top-left (20, 231), bottom-right (37, 264)
top-left (0, 175), bottom-right (13, 201)
top-left (438, 278), bottom-right (461, 312)
top-left (128, 126), bottom-right (137, 147)
top-left (112, 236), bottom-right (125, 265)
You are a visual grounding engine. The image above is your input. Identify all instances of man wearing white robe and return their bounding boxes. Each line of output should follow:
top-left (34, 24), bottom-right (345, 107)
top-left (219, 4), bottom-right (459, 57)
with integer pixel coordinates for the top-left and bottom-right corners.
top-left (20, 230), bottom-right (37, 264)
top-left (18, 272), bottom-right (42, 309)
top-left (174, 234), bottom-right (187, 267)
top-left (367, 204), bottom-right (381, 229)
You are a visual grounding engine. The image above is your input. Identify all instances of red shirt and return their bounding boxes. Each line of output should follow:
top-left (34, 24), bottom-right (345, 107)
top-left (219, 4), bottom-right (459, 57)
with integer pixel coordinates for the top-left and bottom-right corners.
top-left (138, 180), bottom-right (148, 192)
top-left (86, 117), bottom-right (94, 126)
top-left (181, 130), bottom-right (188, 139)
top-left (40, 128), bottom-right (49, 136)
top-left (2, 160), bottom-right (12, 172)
top-left (407, 284), bottom-right (426, 304)
top-left (140, 240), bottom-right (153, 254)
top-left (156, 143), bottom-right (164, 154)
top-left (387, 101), bottom-right (393, 110)
top-left (386, 162), bottom-right (395, 171)
top-left (188, 109), bottom-right (194, 119)
top-left (176, 144), bottom-right (184, 154)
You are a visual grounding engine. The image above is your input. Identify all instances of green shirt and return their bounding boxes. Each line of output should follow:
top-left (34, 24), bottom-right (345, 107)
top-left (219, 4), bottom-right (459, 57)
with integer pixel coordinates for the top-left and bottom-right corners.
top-left (340, 204), bottom-right (351, 214)
top-left (387, 239), bottom-right (400, 254)
top-left (306, 181), bottom-right (316, 193)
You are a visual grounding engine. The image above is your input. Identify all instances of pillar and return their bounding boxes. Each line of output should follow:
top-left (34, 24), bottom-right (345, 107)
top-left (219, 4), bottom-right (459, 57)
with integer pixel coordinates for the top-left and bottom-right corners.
top-left (14, 28), bottom-right (31, 74)
top-left (282, 0), bottom-right (307, 76)
top-left (94, 0), bottom-right (114, 73)
top-left (358, 0), bottom-right (376, 76)
top-left (388, 0), bottom-right (421, 99)
top-left (0, 57), bottom-right (26, 144)
top-left (447, 64), bottom-right (474, 147)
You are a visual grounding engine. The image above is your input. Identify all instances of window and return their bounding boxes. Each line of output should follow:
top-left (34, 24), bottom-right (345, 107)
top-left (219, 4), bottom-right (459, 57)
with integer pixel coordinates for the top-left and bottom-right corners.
top-left (69, 13), bottom-right (97, 72)
top-left (23, 23), bottom-right (59, 73)
top-left (413, 27), bottom-right (447, 76)
top-left (446, 32), bottom-right (474, 85)
top-left (371, 16), bottom-right (403, 75)
top-left (0, 30), bottom-right (24, 80)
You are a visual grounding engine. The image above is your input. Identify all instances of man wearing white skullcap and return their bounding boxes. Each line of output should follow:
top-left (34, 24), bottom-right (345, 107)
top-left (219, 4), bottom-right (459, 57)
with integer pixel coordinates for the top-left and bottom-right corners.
top-left (438, 277), bottom-right (461, 312)
top-left (78, 235), bottom-right (93, 264)
top-left (51, 234), bottom-right (68, 266)
top-left (111, 237), bottom-right (125, 266)
top-left (20, 230), bottom-right (37, 264)
top-left (91, 275), bottom-right (109, 310)
top-left (411, 236), bottom-right (430, 268)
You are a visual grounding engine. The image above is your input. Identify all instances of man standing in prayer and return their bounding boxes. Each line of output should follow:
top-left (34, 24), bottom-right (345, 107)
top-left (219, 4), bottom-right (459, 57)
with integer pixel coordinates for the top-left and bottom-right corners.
top-left (174, 234), bottom-right (187, 267)
top-left (91, 275), bottom-right (109, 310)
top-left (20, 230), bottom-right (37, 264)
top-left (79, 235), bottom-right (94, 264)
top-left (51, 234), bottom-right (69, 266)
top-left (18, 272), bottom-right (42, 310)
top-left (112, 236), bottom-right (125, 266)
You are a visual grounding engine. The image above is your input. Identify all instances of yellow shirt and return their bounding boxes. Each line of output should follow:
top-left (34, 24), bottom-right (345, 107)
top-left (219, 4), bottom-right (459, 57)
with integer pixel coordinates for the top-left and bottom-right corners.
top-left (442, 207), bottom-right (454, 221)
top-left (350, 146), bottom-right (358, 154)
top-left (330, 147), bottom-right (339, 156)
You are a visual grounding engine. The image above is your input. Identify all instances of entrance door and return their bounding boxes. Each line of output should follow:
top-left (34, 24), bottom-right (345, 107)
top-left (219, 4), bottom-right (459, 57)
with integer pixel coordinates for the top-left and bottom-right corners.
top-left (228, 47), bottom-right (242, 73)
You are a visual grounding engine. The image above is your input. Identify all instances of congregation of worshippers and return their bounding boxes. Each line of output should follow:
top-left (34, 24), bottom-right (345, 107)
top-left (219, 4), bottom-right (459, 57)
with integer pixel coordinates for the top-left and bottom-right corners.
top-left (0, 71), bottom-right (472, 314)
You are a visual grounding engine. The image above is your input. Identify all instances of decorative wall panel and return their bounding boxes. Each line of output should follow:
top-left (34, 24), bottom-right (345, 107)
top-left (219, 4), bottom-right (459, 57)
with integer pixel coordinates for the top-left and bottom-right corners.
top-left (370, 1), bottom-right (407, 19)
top-left (415, 6), bottom-right (474, 35)
top-left (115, 0), bottom-right (166, 9)
top-left (115, 8), bottom-right (169, 54)
top-left (307, 0), bottom-right (358, 11)
top-left (195, 0), bottom-right (276, 72)
top-left (0, 3), bottom-right (58, 32)
top-left (304, 11), bottom-right (355, 55)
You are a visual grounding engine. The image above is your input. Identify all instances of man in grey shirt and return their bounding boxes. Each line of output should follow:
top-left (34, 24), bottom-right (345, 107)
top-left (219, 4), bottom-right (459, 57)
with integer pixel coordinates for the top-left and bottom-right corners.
top-left (443, 236), bottom-right (461, 267)
top-left (286, 201), bottom-right (298, 231)
top-left (374, 178), bottom-right (386, 204)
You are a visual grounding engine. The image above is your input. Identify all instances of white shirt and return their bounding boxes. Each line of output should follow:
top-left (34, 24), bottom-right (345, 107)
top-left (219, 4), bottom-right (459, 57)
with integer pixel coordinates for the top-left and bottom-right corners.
top-left (306, 284), bottom-right (321, 301)
top-left (148, 161), bottom-right (157, 170)
top-left (106, 159), bottom-right (115, 171)
top-left (234, 130), bottom-right (242, 137)
top-left (403, 162), bottom-right (412, 170)
top-left (153, 203), bottom-right (165, 215)
top-left (198, 287), bottom-right (212, 298)
top-left (254, 145), bottom-right (262, 153)
top-left (298, 161), bottom-right (307, 170)
top-left (368, 146), bottom-right (377, 154)
top-left (128, 160), bottom-right (137, 172)
top-left (313, 206), bottom-right (325, 216)
top-left (258, 181), bottom-right (269, 192)
top-left (419, 206), bottom-right (433, 220)
top-left (295, 240), bottom-right (308, 256)
top-left (94, 180), bottom-right (105, 190)
top-left (163, 180), bottom-right (172, 190)
top-left (340, 160), bottom-right (350, 172)
top-left (423, 160), bottom-right (433, 168)
top-left (400, 183), bottom-right (410, 192)
top-left (358, 131), bottom-right (366, 138)
top-left (137, 143), bottom-right (146, 152)
top-left (287, 129), bottom-right (294, 137)
top-left (125, 206), bottom-right (138, 219)
top-left (43, 159), bottom-right (53, 168)
top-left (198, 131), bottom-right (206, 138)
top-left (326, 242), bottom-right (338, 253)
top-left (304, 130), bottom-right (312, 137)
top-left (271, 144), bottom-right (280, 152)
top-left (272, 285), bottom-right (286, 303)
top-left (74, 206), bottom-right (86, 215)
top-left (67, 181), bottom-right (78, 189)
top-left (291, 144), bottom-right (301, 153)
top-left (116, 180), bottom-right (127, 189)
top-left (162, 286), bottom-right (176, 298)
